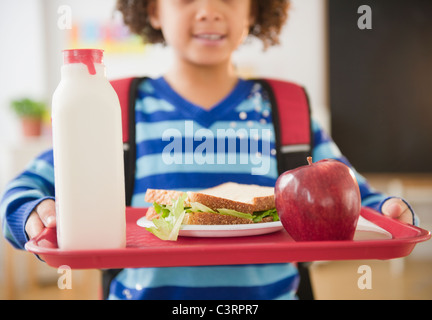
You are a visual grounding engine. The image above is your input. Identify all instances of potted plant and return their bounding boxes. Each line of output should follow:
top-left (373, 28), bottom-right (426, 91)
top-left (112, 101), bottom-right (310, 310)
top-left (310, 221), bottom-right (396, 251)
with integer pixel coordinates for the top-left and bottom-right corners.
top-left (10, 98), bottom-right (48, 137)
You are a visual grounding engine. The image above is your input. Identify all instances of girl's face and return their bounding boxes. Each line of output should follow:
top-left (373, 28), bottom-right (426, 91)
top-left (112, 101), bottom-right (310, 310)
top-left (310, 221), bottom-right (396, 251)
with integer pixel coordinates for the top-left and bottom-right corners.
top-left (149, 0), bottom-right (254, 67)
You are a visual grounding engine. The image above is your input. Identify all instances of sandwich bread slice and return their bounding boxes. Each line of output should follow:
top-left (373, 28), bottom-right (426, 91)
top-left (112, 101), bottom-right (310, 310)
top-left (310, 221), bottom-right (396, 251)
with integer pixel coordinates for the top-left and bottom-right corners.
top-left (144, 182), bottom-right (279, 240)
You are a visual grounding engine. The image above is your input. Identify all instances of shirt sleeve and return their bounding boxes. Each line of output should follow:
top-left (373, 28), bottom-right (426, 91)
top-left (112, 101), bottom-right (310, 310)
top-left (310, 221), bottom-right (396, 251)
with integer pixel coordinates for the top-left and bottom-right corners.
top-left (310, 119), bottom-right (418, 226)
top-left (0, 149), bottom-right (55, 249)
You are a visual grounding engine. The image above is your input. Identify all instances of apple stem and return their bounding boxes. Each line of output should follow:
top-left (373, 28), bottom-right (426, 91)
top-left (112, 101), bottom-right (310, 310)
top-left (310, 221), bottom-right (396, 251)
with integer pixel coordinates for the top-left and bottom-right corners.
top-left (307, 156), bottom-right (313, 165)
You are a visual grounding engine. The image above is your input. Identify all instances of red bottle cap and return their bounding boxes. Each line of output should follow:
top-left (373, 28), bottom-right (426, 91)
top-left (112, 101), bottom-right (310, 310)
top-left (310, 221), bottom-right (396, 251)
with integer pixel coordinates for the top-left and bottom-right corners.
top-left (63, 49), bottom-right (104, 75)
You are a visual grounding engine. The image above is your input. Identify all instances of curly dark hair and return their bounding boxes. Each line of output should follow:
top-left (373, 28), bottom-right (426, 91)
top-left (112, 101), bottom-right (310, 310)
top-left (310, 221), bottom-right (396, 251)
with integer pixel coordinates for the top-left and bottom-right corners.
top-left (116, 0), bottom-right (290, 49)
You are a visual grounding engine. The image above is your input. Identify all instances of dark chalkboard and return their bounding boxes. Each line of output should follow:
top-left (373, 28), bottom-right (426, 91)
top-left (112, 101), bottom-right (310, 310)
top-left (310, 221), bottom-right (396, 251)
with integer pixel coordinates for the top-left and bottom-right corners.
top-left (329, 0), bottom-right (432, 173)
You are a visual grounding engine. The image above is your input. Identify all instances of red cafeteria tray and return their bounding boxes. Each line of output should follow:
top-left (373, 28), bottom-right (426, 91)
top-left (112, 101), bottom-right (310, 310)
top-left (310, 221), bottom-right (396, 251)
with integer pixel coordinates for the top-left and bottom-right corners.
top-left (25, 207), bottom-right (430, 270)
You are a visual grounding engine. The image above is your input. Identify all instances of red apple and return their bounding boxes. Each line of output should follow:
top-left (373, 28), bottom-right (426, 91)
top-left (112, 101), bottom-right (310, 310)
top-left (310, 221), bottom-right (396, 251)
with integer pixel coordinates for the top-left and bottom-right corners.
top-left (275, 157), bottom-right (361, 241)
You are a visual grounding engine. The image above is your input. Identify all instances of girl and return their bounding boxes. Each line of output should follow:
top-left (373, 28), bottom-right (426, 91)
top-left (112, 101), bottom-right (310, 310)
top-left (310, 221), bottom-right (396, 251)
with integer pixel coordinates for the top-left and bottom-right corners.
top-left (1, 0), bottom-right (415, 300)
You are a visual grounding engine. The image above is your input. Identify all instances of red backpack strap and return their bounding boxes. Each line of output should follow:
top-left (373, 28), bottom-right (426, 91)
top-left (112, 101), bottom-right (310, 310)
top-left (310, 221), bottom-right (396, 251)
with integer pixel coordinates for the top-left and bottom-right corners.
top-left (110, 77), bottom-right (147, 207)
top-left (258, 78), bottom-right (313, 172)
top-left (110, 77), bottom-right (136, 144)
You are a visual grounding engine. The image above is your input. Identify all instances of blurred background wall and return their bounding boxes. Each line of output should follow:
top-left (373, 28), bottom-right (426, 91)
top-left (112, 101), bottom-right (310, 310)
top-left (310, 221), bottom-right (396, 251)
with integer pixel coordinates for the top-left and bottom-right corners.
top-left (0, 0), bottom-right (330, 145)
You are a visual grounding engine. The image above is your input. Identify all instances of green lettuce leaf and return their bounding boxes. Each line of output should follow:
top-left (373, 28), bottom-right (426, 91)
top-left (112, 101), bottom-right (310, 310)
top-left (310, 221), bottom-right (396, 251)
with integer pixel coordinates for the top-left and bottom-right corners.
top-left (145, 193), bottom-right (187, 241)
top-left (187, 202), bottom-right (217, 214)
top-left (252, 208), bottom-right (279, 223)
top-left (215, 208), bottom-right (254, 221)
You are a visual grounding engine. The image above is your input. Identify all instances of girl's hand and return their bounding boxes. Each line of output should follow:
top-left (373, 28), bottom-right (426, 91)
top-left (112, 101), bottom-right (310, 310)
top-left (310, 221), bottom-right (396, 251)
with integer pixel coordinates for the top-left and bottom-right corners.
top-left (25, 199), bottom-right (56, 239)
top-left (381, 198), bottom-right (413, 225)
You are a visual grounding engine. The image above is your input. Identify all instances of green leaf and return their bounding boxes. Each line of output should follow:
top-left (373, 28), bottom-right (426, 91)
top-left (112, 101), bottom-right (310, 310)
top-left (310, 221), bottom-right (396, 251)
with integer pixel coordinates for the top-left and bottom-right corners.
top-left (10, 98), bottom-right (47, 118)
top-left (146, 194), bottom-right (187, 241)
top-left (252, 208), bottom-right (279, 223)
top-left (188, 202), bottom-right (217, 213)
top-left (216, 208), bottom-right (254, 221)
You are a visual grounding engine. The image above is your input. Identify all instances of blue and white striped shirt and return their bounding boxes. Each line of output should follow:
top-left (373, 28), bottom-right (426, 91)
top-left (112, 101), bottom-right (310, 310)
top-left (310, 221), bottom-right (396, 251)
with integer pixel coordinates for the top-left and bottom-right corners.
top-left (1, 77), bottom-right (413, 300)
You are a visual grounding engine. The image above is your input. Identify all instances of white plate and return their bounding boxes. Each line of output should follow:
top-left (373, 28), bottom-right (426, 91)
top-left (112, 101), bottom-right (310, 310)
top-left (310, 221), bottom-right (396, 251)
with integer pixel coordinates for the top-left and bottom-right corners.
top-left (137, 215), bottom-right (393, 239)
top-left (136, 216), bottom-right (284, 238)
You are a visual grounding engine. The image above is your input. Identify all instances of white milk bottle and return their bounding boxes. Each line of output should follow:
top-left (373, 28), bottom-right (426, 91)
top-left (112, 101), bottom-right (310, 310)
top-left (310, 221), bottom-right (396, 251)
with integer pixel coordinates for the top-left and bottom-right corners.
top-left (52, 49), bottom-right (126, 250)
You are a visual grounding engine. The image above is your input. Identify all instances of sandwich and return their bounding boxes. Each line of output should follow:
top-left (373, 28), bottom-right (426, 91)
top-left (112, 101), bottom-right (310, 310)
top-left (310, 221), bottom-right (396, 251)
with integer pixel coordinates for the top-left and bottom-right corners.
top-left (144, 182), bottom-right (279, 240)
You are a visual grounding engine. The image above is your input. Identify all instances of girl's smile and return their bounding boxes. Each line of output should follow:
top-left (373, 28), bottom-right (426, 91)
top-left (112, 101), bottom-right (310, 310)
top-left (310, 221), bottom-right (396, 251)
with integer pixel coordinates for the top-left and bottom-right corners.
top-left (149, 0), bottom-right (253, 67)
top-left (192, 32), bottom-right (227, 47)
